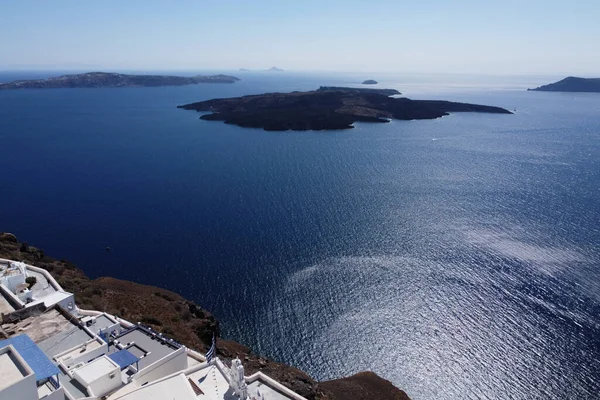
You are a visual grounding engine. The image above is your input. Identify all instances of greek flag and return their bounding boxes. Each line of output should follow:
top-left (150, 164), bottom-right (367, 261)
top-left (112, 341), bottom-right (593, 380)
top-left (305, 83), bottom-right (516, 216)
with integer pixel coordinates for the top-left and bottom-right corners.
top-left (206, 334), bottom-right (216, 364)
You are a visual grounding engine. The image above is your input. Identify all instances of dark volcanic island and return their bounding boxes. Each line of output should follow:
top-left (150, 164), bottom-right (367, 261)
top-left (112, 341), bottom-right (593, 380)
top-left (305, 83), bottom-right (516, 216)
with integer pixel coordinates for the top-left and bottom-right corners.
top-left (178, 86), bottom-right (512, 131)
top-left (0, 72), bottom-right (240, 90)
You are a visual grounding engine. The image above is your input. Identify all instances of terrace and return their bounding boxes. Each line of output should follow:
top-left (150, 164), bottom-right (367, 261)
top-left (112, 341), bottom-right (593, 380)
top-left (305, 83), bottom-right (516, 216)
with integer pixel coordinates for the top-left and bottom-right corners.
top-left (110, 326), bottom-right (181, 370)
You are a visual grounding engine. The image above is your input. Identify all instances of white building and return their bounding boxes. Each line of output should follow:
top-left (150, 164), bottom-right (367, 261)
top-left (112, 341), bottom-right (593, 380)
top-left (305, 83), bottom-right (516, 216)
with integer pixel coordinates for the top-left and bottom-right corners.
top-left (0, 335), bottom-right (65, 400)
top-left (0, 258), bottom-right (307, 400)
top-left (0, 259), bottom-right (77, 318)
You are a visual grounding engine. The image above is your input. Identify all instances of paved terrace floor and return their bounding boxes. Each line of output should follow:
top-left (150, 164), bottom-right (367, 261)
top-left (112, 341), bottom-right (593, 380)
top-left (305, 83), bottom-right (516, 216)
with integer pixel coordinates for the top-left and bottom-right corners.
top-left (93, 314), bottom-right (117, 332)
top-left (187, 365), bottom-right (238, 400)
top-left (27, 269), bottom-right (58, 299)
top-left (1, 309), bottom-right (73, 343)
top-left (37, 325), bottom-right (94, 359)
top-left (248, 380), bottom-right (294, 400)
top-left (111, 329), bottom-right (178, 370)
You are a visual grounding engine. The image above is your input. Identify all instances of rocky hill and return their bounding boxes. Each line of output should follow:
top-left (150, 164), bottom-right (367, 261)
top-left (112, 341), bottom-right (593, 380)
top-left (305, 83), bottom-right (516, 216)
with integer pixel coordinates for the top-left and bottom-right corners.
top-left (0, 232), bottom-right (410, 400)
top-left (528, 76), bottom-right (600, 93)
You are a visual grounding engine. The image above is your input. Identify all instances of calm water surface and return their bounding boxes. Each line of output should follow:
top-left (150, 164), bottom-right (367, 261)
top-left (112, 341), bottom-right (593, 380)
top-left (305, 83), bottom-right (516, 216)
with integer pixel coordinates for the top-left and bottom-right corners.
top-left (1, 72), bottom-right (599, 399)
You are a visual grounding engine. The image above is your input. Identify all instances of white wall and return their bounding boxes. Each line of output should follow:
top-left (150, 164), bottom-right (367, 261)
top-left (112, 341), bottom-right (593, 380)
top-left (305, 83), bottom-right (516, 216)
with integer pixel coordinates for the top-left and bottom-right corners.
top-left (0, 346), bottom-right (38, 400)
top-left (58, 342), bottom-right (108, 371)
top-left (133, 347), bottom-right (187, 386)
top-left (86, 368), bottom-right (121, 398)
top-left (40, 386), bottom-right (64, 400)
top-left (0, 283), bottom-right (25, 309)
top-left (0, 373), bottom-right (37, 400)
top-left (24, 265), bottom-right (61, 291)
top-left (245, 372), bottom-right (309, 400)
top-left (1, 273), bottom-right (25, 293)
top-left (73, 357), bottom-right (121, 398)
top-left (52, 292), bottom-right (76, 316)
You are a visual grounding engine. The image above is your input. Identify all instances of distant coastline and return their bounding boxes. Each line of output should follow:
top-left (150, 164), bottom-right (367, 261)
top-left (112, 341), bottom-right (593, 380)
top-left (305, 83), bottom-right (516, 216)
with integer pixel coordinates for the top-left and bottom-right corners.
top-left (528, 76), bottom-right (600, 93)
top-left (0, 71), bottom-right (240, 90)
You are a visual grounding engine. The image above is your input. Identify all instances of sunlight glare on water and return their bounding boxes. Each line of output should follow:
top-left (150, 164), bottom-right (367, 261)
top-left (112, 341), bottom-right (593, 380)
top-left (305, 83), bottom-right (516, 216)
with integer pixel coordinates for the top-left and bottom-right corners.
top-left (1, 73), bottom-right (599, 399)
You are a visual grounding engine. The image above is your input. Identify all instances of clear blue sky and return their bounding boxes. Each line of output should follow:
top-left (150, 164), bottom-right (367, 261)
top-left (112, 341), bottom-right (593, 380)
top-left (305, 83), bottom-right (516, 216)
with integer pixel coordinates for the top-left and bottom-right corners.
top-left (1, 0), bottom-right (598, 75)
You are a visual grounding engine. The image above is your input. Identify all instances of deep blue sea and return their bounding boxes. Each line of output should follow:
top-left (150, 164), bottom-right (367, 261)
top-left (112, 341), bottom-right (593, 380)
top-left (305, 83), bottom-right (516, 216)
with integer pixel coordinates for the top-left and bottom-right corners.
top-left (1, 71), bottom-right (600, 399)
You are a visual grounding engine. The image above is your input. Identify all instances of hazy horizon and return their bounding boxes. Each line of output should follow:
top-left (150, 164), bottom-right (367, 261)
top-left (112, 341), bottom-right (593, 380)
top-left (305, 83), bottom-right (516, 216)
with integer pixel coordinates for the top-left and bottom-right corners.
top-left (2, 0), bottom-right (599, 76)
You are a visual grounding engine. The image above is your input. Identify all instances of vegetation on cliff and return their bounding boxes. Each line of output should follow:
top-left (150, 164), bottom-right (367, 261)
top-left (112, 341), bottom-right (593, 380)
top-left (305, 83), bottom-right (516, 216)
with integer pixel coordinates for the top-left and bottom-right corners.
top-left (0, 233), bottom-right (410, 400)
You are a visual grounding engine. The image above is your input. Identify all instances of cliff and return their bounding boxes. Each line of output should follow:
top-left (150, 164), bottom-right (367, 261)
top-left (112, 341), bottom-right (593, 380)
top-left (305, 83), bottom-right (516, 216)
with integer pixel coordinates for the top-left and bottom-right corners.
top-left (178, 87), bottom-right (512, 131)
top-left (528, 76), bottom-right (600, 93)
top-left (0, 233), bottom-right (410, 400)
top-left (0, 72), bottom-right (240, 90)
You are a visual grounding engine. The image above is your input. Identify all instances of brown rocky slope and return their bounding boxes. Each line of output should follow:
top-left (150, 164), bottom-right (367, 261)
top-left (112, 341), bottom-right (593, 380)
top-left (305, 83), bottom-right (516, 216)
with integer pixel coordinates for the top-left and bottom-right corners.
top-left (0, 232), bottom-right (410, 400)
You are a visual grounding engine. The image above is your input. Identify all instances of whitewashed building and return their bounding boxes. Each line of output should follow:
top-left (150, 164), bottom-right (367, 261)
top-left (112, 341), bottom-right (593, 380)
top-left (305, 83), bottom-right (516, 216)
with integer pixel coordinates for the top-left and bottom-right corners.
top-left (0, 259), bottom-right (308, 400)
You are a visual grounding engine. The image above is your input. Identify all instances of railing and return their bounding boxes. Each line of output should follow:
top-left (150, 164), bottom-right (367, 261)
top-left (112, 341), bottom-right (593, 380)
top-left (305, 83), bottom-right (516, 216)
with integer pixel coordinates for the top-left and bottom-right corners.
top-left (48, 376), bottom-right (60, 389)
top-left (136, 324), bottom-right (183, 349)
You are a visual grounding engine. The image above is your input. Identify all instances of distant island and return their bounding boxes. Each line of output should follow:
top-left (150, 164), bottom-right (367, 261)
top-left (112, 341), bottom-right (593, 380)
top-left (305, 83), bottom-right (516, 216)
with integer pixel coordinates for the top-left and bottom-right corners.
top-left (237, 67), bottom-right (284, 72)
top-left (178, 86), bottom-right (512, 131)
top-left (318, 86), bottom-right (401, 96)
top-left (0, 72), bottom-right (240, 90)
top-left (528, 76), bottom-right (600, 93)
top-left (362, 79), bottom-right (378, 85)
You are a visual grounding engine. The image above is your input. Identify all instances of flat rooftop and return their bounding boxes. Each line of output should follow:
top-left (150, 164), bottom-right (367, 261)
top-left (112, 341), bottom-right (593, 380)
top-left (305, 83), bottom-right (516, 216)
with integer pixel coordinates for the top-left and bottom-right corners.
top-left (37, 326), bottom-right (96, 400)
top-left (27, 269), bottom-right (58, 299)
top-left (1, 309), bottom-right (74, 343)
top-left (112, 328), bottom-right (179, 370)
top-left (0, 351), bottom-right (26, 390)
top-left (75, 356), bottom-right (118, 383)
top-left (59, 370), bottom-right (89, 399)
top-left (0, 335), bottom-right (60, 382)
top-left (0, 308), bottom-right (94, 399)
top-left (93, 314), bottom-right (117, 332)
top-left (248, 380), bottom-right (295, 400)
top-left (37, 324), bottom-right (93, 359)
top-left (114, 373), bottom-right (197, 400)
top-left (187, 365), bottom-right (238, 400)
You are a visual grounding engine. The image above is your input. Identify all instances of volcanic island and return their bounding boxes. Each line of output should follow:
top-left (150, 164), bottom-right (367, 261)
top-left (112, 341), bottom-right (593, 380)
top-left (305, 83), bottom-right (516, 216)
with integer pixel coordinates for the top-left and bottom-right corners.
top-left (178, 86), bottom-right (512, 131)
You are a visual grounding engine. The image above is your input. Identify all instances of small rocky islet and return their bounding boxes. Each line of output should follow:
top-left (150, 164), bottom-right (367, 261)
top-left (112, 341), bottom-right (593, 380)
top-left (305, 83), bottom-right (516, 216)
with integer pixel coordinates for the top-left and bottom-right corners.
top-left (178, 86), bottom-right (512, 131)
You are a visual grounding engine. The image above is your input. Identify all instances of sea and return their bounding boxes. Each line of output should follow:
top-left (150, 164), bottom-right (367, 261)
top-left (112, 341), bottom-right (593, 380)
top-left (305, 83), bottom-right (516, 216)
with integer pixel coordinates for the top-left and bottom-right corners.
top-left (1, 71), bottom-right (599, 400)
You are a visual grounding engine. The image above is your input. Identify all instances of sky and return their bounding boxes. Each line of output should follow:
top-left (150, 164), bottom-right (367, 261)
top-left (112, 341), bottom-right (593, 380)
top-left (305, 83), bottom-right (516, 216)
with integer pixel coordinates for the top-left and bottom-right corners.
top-left (1, 0), bottom-right (599, 75)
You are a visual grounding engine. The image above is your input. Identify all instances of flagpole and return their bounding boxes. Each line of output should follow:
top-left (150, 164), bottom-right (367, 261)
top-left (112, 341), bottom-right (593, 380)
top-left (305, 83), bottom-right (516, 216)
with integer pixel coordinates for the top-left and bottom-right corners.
top-left (206, 332), bottom-right (216, 365)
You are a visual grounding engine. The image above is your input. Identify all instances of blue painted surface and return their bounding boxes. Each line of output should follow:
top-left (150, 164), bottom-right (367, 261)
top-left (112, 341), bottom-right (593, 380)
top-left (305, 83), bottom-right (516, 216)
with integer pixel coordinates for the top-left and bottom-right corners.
top-left (108, 349), bottom-right (139, 369)
top-left (0, 335), bottom-right (60, 381)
